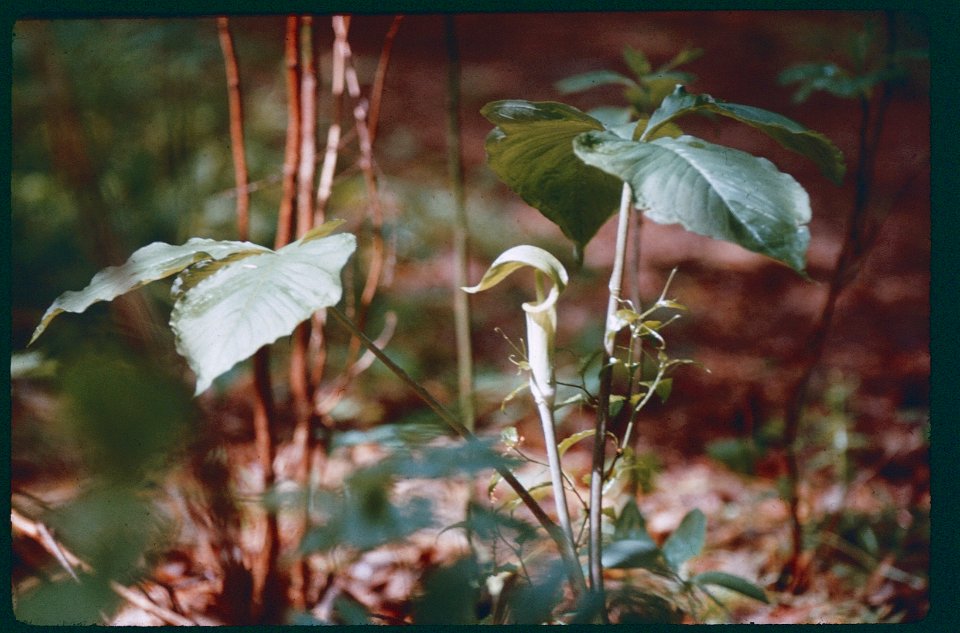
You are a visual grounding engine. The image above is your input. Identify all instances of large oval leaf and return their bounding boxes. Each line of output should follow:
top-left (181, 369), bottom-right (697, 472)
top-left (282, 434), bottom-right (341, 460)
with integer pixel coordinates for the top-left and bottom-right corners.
top-left (171, 233), bottom-right (356, 394)
top-left (574, 131), bottom-right (812, 272)
top-left (29, 238), bottom-right (269, 345)
top-left (481, 100), bottom-right (624, 257)
top-left (643, 85), bottom-right (845, 185)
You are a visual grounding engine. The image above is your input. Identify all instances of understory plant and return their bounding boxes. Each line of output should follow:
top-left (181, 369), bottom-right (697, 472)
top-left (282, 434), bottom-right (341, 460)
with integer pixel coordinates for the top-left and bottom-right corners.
top-left (21, 25), bottom-right (847, 624)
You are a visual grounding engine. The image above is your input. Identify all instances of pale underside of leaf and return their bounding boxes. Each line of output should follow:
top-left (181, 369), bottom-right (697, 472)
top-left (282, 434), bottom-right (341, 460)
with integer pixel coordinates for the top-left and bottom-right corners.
top-left (574, 132), bottom-right (812, 272)
top-left (644, 85), bottom-right (845, 184)
top-left (172, 233), bottom-right (356, 394)
top-left (29, 238), bottom-right (268, 345)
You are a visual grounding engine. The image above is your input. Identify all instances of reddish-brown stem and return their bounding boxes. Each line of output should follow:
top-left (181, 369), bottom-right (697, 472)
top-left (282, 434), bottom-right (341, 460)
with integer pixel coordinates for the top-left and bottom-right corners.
top-left (275, 16), bottom-right (301, 249)
top-left (367, 15), bottom-right (404, 145)
top-left (287, 17), bottom-right (321, 610)
top-left (217, 17), bottom-right (280, 621)
top-left (217, 17), bottom-right (250, 242)
top-left (296, 17), bottom-right (318, 236)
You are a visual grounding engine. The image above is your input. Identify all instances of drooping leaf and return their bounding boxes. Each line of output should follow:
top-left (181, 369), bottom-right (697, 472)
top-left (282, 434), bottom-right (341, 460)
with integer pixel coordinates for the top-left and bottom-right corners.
top-left (29, 238), bottom-right (269, 345)
top-left (643, 85), bottom-right (845, 184)
top-left (481, 100), bottom-right (624, 254)
top-left (171, 232), bottom-right (356, 394)
top-left (692, 571), bottom-right (769, 603)
top-left (574, 131), bottom-right (812, 272)
top-left (662, 508), bottom-right (706, 572)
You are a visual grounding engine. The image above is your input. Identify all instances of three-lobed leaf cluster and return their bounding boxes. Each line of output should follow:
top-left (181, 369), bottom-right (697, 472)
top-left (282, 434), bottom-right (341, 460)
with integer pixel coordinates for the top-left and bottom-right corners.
top-left (483, 85), bottom-right (846, 272)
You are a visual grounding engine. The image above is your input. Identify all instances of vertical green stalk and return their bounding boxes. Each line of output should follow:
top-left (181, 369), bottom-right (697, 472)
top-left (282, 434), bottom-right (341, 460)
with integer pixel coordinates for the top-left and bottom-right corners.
top-left (588, 182), bottom-right (633, 611)
top-left (444, 15), bottom-right (476, 430)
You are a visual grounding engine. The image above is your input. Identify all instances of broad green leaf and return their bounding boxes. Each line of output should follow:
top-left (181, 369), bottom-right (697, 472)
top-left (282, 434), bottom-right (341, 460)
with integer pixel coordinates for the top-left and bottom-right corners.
top-left (602, 538), bottom-right (663, 570)
top-left (644, 86), bottom-right (845, 185)
top-left (574, 131), bottom-right (812, 272)
top-left (481, 100), bottom-right (624, 255)
top-left (29, 238), bottom-right (268, 345)
top-left (554, 69), bottom-right (638, 94)
top-left (171, 232), bottom-right (356, 394)
top-left (692, 571), bottom-right (769, 603)
top-left (662, 508), bottom-right (706, 571)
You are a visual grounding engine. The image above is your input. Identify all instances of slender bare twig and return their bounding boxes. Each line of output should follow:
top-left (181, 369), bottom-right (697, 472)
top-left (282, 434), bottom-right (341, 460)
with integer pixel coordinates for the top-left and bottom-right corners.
top-left (367, 16), bottom-right (404, 146)
top-left (444, 15), bottom-right (477, 431)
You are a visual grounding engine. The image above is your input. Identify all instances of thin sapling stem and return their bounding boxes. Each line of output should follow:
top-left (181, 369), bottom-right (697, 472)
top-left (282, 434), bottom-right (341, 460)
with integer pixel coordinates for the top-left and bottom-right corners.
top-left (588, 181), bottom-right (633, 611)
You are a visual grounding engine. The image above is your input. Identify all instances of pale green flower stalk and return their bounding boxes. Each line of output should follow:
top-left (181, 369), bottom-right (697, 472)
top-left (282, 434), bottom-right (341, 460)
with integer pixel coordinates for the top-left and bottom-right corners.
top-left (463, 245), bottom-right (581, 576)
